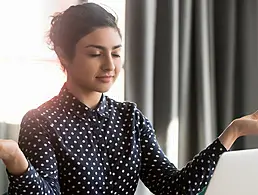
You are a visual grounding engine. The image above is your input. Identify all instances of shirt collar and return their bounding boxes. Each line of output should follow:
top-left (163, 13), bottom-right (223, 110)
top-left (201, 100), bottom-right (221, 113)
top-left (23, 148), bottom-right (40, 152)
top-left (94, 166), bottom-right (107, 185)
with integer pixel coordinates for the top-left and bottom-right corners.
top-left (58, 83), bottom-right (110, 119)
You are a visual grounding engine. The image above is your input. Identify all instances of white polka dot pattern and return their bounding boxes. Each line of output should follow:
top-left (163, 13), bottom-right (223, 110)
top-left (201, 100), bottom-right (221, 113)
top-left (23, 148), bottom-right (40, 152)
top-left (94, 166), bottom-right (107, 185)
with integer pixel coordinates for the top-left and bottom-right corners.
top-left (7, 84), bottom-right (227, 195)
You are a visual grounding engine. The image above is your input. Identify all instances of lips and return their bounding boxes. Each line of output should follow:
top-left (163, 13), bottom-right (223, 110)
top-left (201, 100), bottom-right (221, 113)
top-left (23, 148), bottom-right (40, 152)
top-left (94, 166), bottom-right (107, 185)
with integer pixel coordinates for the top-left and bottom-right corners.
top-left (96, 75), bottom-right (114, 78)
top-left (96, 75), bottom-right (114, 83)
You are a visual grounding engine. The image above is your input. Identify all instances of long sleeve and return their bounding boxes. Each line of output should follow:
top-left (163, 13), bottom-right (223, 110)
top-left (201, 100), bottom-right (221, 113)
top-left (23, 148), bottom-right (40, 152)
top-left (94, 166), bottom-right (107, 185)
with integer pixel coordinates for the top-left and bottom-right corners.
top-left (137, 109), bottom-right (227, 195)
top-left (7, 110), bottom-right (60, 195)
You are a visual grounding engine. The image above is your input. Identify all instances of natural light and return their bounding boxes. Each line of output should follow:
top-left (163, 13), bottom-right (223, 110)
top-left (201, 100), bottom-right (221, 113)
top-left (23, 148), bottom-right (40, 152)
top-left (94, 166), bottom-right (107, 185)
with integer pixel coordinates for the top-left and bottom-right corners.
top-left (0, 0), bottom-right (125, 124)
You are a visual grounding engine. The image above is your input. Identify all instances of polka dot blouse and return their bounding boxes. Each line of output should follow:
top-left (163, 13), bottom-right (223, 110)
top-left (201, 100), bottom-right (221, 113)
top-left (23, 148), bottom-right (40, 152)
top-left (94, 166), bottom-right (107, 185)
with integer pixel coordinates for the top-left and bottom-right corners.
top-left (7, 84), bottom-right (227, 195)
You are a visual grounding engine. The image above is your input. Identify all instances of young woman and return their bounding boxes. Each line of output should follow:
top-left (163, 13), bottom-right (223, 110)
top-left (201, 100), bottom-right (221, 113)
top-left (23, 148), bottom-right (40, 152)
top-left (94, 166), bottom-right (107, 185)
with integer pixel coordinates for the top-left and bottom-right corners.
top-left (1, 3), bottom-right (258, 195)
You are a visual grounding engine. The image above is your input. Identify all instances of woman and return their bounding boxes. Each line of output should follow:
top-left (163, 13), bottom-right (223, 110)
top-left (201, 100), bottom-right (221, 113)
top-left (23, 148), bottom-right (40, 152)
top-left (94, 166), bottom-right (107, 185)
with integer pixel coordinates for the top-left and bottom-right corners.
top-left (1, 3), bottom-right (258, 195)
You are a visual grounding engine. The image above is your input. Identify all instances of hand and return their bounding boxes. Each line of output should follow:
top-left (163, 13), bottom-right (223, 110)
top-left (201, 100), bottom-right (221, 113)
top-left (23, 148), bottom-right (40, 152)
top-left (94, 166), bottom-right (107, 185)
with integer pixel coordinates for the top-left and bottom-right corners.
top-left (0, 139), bottom-right (28, 175)
top-left (219, 110), bottom-right (258, 150)
top-left (231, 110), bottom-right (258, 137)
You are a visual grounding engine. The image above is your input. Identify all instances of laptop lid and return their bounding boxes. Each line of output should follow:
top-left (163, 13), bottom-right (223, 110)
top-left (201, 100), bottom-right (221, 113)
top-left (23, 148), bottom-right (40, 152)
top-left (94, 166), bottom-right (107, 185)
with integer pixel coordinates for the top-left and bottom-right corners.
top-left (205, 148), bottom-right (258, 195)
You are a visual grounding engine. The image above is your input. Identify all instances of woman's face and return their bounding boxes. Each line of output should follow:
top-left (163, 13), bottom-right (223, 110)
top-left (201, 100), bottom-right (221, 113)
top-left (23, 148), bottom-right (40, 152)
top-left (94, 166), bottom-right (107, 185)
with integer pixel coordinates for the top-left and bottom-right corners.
top-left (63, 27), bottom-right (122, 93)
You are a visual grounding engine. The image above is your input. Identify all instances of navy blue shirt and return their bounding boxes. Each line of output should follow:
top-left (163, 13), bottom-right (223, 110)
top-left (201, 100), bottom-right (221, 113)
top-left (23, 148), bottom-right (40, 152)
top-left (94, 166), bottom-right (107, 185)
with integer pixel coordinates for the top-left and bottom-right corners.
top-left (7, 84), bottom-right (227, 194)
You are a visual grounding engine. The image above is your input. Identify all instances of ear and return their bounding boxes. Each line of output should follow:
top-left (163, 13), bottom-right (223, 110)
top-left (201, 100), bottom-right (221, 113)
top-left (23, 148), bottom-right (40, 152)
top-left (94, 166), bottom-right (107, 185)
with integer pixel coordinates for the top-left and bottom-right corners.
top-left (55, 47), bottom-right (70, 69)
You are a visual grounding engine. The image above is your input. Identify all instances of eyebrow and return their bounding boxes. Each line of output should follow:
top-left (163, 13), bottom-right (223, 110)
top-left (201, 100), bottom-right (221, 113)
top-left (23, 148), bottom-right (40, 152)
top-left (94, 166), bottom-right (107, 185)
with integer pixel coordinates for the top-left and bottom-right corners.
top-left (85, 44), bottom-right (122, 50)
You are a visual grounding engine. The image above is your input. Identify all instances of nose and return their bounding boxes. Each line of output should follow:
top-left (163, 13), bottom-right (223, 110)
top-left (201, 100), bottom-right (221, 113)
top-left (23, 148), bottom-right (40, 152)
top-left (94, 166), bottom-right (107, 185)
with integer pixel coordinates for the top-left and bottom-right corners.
top-left (101, 54), bottom-right (115, 71)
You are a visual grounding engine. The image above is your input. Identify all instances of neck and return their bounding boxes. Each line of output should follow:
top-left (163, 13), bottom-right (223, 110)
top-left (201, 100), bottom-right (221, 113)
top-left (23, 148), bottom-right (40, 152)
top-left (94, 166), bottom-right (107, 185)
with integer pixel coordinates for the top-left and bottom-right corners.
top-left (66, 81), bottom-right (102, 109)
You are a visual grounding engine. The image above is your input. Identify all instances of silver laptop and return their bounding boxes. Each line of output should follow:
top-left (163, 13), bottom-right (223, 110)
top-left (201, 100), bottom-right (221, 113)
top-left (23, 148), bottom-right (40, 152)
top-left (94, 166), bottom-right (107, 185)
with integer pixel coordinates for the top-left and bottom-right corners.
top-left (205, 148), bottom-right (258, 195)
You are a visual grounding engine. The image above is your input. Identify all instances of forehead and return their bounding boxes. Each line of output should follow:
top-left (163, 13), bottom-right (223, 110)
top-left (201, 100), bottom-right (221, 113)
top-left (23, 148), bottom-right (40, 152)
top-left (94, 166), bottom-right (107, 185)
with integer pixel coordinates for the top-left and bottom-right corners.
top-left (77, 27), bottom-right (122, 48)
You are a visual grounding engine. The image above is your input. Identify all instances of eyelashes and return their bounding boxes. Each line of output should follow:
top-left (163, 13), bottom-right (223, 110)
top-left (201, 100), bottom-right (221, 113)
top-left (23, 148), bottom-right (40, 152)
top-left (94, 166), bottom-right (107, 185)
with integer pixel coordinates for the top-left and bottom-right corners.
top-left (112, 54), bottom-right (120, 58)
top-left (89, 54), bottom-right (101, 57)
top-left (89, 54), bottom-right (120, 58)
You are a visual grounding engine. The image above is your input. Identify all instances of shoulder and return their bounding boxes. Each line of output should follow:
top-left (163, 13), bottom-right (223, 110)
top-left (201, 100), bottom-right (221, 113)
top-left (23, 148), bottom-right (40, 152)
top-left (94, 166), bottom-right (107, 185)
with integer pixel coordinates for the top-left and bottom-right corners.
top-left (104, 95), bottom-right (138, 113)
top-left (104, 95), bottom-right (148, 122)
top-left (20, 95), bottom-right (59, 126)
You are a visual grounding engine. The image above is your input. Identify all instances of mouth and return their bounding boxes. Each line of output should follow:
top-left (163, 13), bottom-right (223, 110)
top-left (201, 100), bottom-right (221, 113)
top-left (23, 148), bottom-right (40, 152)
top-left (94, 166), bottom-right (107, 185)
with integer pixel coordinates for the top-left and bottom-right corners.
top-left (95, 75), bottom-right (114, 83)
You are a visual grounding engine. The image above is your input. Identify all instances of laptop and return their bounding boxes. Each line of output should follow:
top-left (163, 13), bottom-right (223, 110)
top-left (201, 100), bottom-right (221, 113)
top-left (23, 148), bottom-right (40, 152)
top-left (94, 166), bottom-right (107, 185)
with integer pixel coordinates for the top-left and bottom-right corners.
top-left (205, 148), bottom-right (258, 195)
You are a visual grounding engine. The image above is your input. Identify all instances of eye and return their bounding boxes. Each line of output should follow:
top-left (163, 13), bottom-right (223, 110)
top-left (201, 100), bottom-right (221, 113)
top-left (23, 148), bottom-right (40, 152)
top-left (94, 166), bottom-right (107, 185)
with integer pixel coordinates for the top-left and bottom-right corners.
top-left (112, 53), bottom-right (120, 58)
top-left (89, 54), bottom-right (101, 57)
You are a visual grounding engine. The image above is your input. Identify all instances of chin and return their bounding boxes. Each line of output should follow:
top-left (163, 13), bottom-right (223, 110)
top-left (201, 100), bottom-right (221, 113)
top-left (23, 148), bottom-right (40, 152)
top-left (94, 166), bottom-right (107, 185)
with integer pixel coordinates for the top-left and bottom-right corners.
top-left (95, 87), bottom-right (111, 93)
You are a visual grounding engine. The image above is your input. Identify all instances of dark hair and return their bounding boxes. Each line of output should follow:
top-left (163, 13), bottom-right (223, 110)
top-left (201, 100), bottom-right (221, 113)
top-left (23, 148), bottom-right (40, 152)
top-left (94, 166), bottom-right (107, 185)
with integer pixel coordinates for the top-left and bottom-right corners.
top-left (48, 3), bottom-right (121, 64)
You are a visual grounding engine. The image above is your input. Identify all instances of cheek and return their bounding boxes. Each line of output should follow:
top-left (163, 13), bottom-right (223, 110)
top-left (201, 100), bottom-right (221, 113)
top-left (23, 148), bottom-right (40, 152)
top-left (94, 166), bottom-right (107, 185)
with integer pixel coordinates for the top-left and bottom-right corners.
top-left (115, 60), bottom-right (123, 74)
top-left (72, 55), bottom-right (99, 74)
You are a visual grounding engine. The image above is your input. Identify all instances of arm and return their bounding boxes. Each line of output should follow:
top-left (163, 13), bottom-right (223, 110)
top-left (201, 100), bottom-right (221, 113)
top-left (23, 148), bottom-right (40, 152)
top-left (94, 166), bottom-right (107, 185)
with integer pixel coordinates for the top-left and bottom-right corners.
top-left (1, 140), bottom-right (28, 176)
top-left (137, 110), bottom-right (226, 194)
top-left (7, 110), bottom-right (60, 194)
top-left (139, 109), bottom-right (258, 194)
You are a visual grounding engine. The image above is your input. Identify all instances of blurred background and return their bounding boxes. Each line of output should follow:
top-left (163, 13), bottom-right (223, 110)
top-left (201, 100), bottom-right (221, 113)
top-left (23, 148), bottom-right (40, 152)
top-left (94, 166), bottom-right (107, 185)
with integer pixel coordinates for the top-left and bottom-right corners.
top-left (1, 0), bottom-right (258, 194)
